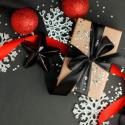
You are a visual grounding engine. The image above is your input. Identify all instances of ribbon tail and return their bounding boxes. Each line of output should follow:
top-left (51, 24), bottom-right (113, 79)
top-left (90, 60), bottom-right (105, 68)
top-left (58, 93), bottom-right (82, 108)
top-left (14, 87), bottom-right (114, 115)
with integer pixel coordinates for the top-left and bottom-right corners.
top-left (51, 63), bottom-right (91, 96)
top-left (51, 69), bottom-right (79, 95)
top-left (98, 96), bottom-right (125, 125)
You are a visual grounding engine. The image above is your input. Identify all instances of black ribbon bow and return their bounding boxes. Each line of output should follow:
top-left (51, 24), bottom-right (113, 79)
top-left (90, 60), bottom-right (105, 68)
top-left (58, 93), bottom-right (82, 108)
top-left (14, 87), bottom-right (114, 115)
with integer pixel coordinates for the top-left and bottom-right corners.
top-left (50, 23), bottom-right (125, 96)
top-left (22, 32), bottom-right (59, 72)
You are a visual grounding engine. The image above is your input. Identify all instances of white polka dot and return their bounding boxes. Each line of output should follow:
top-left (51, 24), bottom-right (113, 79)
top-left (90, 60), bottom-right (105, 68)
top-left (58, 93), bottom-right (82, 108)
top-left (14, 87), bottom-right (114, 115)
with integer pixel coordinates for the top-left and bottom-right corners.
top-left (5, 23), bottom-right (8, 26)
top-left (97, 15), bottom-right (100, 18)
top-left (110, 15), bottom-right (114, 18)
top-left (103, 6), bottom-right (106, 9)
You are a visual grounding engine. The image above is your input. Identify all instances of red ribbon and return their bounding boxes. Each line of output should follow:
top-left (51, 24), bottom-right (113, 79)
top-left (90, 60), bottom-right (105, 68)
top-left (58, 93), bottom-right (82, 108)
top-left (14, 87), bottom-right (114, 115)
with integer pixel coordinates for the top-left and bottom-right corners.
top-left (98, 96), bottom-right (125, 125)
top-left (98, 64), bottom-right (125, 125)
top-left (0, 35), bottom-right (69, 61)
top-left (0, 35), bottom-right (125, 125)
top-left (110, 64), bottom-right (125, 80)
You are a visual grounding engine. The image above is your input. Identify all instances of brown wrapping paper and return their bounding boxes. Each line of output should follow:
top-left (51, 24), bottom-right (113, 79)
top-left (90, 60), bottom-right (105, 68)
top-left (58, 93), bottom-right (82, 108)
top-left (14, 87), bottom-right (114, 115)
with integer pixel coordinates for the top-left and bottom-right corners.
top-left (57, 18), bottom-right (122, 99)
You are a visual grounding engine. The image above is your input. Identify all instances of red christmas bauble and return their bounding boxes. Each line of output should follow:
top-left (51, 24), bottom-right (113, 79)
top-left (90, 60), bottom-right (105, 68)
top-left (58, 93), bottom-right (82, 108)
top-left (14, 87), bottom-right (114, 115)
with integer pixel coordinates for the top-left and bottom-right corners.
top-left (62, 0), bottom-right (89, 18)
top-left (11, 8), bottom-right (38, 34)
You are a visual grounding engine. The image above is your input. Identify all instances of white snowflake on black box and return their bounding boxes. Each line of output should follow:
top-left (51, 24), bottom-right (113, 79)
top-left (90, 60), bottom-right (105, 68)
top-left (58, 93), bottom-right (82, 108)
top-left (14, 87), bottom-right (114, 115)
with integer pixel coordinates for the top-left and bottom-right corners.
top-left (39, 7), bottom-right (73, 43)
top-left (73, 94), bottom-right (110, 125)
top-left (0, 33), bottom-right (18, 72)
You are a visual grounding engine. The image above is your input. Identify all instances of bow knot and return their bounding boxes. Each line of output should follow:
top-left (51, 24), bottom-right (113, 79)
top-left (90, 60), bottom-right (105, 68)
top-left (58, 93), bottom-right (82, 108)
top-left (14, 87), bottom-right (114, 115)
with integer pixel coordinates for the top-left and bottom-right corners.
top-left (68, 36), bottom-right (114, 73)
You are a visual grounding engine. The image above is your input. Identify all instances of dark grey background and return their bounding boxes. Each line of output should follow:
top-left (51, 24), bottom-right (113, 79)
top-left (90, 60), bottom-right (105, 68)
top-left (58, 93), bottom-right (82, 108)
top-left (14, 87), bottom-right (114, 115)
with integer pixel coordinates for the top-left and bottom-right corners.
top-left (0, 0), bottom-right (125, 125)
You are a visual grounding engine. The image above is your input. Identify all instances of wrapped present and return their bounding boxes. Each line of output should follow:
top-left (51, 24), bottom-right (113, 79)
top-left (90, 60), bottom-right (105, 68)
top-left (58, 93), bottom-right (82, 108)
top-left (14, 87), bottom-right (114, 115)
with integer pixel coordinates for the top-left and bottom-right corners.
top-left (56, 18), bottom-right (123, 99)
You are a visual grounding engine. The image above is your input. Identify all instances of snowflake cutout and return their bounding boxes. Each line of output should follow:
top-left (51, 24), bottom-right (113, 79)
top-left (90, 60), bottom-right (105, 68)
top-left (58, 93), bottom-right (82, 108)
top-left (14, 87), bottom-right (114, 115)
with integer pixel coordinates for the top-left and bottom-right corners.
top-left (39, 7), bottom-right (73, 43)
top-left (0, 33), bottom-right (11, 45)
top-left (0, 33), bottom-right (18, 72)
top-left (73, 94), bottom-right (110, 125)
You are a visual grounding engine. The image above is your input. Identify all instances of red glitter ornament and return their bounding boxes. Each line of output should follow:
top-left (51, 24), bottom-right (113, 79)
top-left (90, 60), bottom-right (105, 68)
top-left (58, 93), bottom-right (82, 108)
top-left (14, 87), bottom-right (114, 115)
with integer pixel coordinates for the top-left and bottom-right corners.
top-left (11, 8), bottom-right (38, 35)
top-left (62, 0), bottom-right (89, 18)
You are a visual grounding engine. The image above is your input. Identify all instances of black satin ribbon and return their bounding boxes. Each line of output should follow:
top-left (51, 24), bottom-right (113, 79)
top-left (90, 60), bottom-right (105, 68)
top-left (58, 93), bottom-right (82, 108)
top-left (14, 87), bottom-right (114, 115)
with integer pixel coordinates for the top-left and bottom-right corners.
top-left (50, 22), bottom-right (125, 96)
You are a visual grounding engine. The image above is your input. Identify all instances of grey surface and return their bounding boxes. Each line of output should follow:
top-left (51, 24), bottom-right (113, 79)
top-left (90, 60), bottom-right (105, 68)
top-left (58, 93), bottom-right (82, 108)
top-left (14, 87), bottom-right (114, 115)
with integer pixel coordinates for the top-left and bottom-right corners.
top-left (0, 0), bottom-right (125, 125)
top-left (0, 65), bottom-right (77, 125)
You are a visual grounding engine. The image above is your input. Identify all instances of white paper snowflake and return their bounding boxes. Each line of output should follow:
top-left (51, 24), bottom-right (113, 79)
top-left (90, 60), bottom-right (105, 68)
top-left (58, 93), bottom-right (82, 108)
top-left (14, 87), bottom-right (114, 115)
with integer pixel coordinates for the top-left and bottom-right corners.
top-left (73, 94), bottom-right (110, 125)
top-left (39, 7), bottom-right (73, 43)
top-left (0, 33), bottom-right (18, 72)
top-left (0, 33), bottom-right (11, 45)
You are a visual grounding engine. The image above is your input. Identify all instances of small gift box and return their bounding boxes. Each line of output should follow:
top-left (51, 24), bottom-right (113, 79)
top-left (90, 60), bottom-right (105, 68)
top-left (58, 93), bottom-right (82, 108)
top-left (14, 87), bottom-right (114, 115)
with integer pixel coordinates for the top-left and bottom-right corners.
top-left (56, 18), bottom-right (122, 99)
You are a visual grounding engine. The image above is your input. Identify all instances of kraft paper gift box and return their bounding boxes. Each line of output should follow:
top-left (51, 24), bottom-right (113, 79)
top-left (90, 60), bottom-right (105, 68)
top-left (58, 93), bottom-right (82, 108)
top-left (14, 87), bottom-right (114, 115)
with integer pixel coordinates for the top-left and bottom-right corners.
top-left (57, 18), bottom-right (122, 100)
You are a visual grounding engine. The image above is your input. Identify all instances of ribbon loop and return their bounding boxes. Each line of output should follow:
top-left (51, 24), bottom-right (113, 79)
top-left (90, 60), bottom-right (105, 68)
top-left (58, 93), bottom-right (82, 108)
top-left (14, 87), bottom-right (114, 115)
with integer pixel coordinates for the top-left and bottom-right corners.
top-left (90, 23), bottom-right (104, 58)
top-left (95, 36), bottom-right (114, 57)
top-left (68, 55), bottom-right (88, 71)
top-left (66, 44), bottom-right (84, 58)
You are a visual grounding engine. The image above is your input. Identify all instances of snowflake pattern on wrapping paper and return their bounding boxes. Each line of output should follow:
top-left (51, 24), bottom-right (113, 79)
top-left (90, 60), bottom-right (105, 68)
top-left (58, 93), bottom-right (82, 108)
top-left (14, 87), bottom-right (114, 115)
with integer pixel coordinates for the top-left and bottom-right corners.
top-left (0, 33), bottom-right (18, 72)
top-left (39, 7), bottom-right (73, 43)
top-left (73, 94), bottom-right (110, 125)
